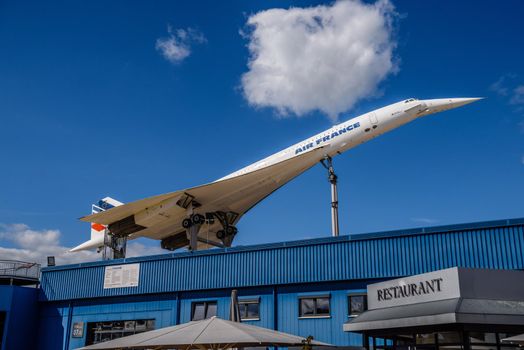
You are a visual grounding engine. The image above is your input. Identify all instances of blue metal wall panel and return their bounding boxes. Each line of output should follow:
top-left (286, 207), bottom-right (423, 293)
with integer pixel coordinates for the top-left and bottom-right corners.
top-left (40, 219), bottom-right (524, 302)
top-left (0, 286), bottom-right (39, 350)
top-left (36, 307), bottom-right (67, 350)
top-left (45, 291), bottom-right (274, 349)
top-left (277, 288), bottom-right (366, 346)
top-left (65, 299), bottom-right (177, 350)
top-left (43, 286), bottom-right (369, 349)
top-left (177, 292), bottom-right (273, 327)
top-left (179, 296), bottom-right (229, 324)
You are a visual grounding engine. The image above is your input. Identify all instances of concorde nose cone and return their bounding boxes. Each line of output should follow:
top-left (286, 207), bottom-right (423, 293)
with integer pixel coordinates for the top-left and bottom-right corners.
top-left (446, 97), bottom-right (484, 108)
top-left (423, 97), bottom-right (483, 114)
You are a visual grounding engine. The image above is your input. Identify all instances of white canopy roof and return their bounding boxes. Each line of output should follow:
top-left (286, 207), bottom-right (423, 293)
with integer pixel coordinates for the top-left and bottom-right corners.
top-left (77, 316), bottom-right (331, 350)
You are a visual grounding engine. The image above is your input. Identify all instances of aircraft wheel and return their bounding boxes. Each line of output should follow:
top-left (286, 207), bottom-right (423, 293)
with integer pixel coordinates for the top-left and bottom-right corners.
top-left (192, 214), bottom-right (205, 225)
top-left (182, 218), bottom-right (192, 229)
top-left (226, 226), bottom-right (237, 236)
top-left (216, 230), bottom-right (226, 239)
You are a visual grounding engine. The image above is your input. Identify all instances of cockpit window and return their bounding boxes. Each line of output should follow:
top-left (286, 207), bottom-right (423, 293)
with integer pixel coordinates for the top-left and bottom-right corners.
top-left (404, 98), bottom-right (417, 103)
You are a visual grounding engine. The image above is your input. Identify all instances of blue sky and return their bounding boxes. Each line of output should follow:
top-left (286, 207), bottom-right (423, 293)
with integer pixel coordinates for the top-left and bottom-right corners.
top-left (0, 0), bottom-right (523, 264)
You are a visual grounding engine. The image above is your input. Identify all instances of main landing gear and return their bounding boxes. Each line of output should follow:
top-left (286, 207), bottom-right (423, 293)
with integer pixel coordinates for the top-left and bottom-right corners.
top-left (101, 233), bottom-right (127, 260)
top-left (175, 192), bottom-right (238, 251)
top-left (213, 211), bottom-right (239, 248)
top-left (182, 212), bottom-right (238, 251)
top-left (216, 226), bottom-right (238, 240)
top-left (182, 213), bottom-right (206, 229)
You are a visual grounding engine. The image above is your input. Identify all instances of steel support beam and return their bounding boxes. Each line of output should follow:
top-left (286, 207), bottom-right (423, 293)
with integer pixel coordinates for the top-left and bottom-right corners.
top-left (321, 156), bottom-right (340, 237)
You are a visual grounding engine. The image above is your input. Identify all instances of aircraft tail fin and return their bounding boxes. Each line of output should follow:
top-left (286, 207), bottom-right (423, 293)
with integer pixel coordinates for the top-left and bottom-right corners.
top-left (90, 197), bottom-right (124, 239)
top-left (70, 197), bottom-right (124, 253)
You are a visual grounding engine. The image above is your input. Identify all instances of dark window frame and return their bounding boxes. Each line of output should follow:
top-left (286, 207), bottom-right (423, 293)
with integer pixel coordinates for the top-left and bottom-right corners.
top-left (191, 301), bottom-right (218, 321)
top-left (298, 295), bottom-right (331, 318)
top-left (85, 318), bottom-right (155, 346)
top-left (348, 294), bottom-right (367, 317)
top-left (238, 298), bottom-right (261, 321)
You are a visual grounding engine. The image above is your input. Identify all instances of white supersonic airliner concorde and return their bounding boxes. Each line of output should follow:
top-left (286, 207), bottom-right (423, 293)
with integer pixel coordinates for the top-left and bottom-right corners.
top-left (73, 97), bottom-right (481, 253)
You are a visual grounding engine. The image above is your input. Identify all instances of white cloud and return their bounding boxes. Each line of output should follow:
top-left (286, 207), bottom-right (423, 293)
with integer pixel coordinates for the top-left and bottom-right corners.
top-left (0, 223), bottom-right (165, 266)
top-left (126, 241), bottom-right (165, 258)
top-left (490, 76), bottom-right (510, 96)
top-left (518, 120), bottom-right (524, 135)
top-left (241, 0), bottom-right (398, 120)
top-left (510, 85), bottom-right (524, 105)
top-left (490, 75), bottom-right (524, 106)
top-left (490, 76), bottom-right (524, 132)
top-left (156, 26), bottom-right (206, 64)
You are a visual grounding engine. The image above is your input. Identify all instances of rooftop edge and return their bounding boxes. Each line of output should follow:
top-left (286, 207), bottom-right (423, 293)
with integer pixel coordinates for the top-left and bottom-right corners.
top-left (43, 216), bottom-right (524, 272)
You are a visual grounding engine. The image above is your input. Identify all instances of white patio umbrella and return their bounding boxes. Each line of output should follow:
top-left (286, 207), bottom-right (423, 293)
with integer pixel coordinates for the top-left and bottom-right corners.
top-left (501, 333), bottom-right (524, 345)
top-left (77, 316), bottom-right (331, 350)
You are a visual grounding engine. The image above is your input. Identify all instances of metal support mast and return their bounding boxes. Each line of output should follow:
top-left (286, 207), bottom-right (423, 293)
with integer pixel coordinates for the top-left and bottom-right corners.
top-left (320, 156), bottom-right (339, 237)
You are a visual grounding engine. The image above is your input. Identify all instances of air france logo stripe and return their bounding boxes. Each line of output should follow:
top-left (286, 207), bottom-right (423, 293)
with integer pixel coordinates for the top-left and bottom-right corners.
top-left (91, 223), bottom-right (106, 232)
top-left (295, 122), bottom-right (360, 155)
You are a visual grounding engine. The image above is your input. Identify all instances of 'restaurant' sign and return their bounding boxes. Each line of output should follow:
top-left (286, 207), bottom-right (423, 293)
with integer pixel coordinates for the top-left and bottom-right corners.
top-left (367, 267), bottom-right (460, 310)
top-left (103, 263), bottom-right (140, 289)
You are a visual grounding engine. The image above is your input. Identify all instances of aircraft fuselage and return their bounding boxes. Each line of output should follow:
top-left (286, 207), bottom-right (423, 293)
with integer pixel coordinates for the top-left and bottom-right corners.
top-left (220, 98), bottom-right (479, 181)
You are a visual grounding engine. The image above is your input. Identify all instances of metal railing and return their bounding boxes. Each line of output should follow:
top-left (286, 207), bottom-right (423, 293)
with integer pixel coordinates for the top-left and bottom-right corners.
top-left (0, 260), bottom-right (40, 280)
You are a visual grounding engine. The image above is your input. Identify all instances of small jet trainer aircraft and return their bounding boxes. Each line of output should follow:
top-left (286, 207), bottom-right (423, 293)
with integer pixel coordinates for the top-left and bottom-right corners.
top-left (73, 97), bottom-right (481, 252)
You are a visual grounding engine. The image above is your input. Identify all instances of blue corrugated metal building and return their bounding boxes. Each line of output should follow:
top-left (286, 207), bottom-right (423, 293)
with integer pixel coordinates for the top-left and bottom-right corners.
top-left (0, 285), bottom-right (38, 349)
top-left (4, 217), bottom-right (524, 349)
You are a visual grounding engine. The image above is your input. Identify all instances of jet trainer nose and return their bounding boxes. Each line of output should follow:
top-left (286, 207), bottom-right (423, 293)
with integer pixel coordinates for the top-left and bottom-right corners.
top-left (423, 97), bottom-right (483, 115)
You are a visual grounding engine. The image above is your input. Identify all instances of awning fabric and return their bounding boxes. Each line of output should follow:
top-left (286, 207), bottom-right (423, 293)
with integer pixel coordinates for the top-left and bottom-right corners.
top-left (78, 316), bottom-right (332, 350)
top-left (344, 298), bottom-right (524, 332)
top-left (502, 333), bottom-right (524, 345)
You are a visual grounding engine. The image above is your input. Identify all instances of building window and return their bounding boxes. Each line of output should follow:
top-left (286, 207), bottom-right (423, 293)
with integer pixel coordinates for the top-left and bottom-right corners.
top-left (85, 319), bottom-right (155, 345)
top-left (416, 333), bottom-right (436, 345)
top-left (469, 332), bottom-right (497, 344)
top-left (299, 296), bottom-right (330, 317)
top-left (192, 301), bottom-right (218, 321)
top-left (437, 331), bottom-right (463, 344)
top-left (239, 299), bottom-right (260, 320)
top-left (348, 294), bottom-right (367, 317)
